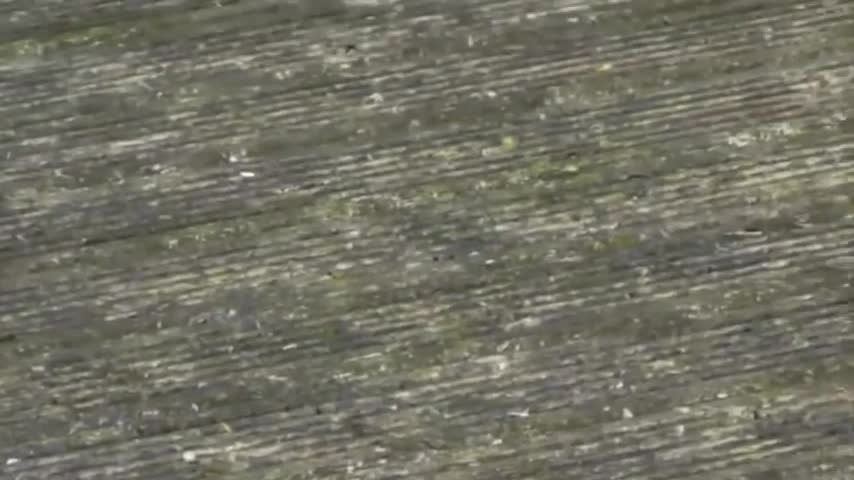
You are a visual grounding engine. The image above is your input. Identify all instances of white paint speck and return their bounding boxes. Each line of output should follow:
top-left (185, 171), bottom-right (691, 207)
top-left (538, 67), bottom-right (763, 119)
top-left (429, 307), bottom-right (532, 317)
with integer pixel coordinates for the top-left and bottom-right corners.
top-left (182, 451), bottom-right (197, 463)
top-left (6, 457), bottom-right (20, 465)
top-left (503, 316), bottom-right (542, 331)
top-left (508, 409), bottom-right (529, 418)
top-left (622, 407), bottom-right (634, 419)
top-left (226, 148), bottom-right (247, 163)
top-left (239, 171), bottom-right (256, 178)
top-left (726, 132), bottom-right (754, 147)
top-left (364, 92), bottom-right (384, 105)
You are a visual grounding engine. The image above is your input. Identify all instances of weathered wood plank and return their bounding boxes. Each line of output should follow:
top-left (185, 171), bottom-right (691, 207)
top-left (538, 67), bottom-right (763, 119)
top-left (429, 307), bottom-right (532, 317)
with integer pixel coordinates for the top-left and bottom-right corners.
top-left (1, 0), bottom-right (853, 479)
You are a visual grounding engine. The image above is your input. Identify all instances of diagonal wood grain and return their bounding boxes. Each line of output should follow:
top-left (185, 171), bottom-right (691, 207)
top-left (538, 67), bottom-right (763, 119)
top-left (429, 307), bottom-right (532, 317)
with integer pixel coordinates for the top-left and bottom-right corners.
top-left (1, 0), bottom-right (853, 479)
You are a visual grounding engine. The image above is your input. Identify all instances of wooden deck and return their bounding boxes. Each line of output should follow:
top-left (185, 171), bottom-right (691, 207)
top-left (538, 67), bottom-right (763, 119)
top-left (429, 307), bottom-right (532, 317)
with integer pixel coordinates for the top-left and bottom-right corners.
top-left (1, 0), bottom-right (853, 478)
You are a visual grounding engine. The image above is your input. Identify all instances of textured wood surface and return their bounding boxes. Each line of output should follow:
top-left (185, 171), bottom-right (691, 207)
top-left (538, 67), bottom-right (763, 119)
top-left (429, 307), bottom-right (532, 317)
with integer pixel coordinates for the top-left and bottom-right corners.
top-left (1, 0), bottom-right (853, 478)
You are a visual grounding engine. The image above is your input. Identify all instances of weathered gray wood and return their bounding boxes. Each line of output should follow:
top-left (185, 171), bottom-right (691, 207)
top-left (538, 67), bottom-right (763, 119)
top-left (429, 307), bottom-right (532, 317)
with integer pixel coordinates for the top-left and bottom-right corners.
top-left (1, 0), bottom-right (853, 478)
